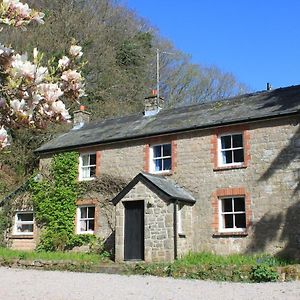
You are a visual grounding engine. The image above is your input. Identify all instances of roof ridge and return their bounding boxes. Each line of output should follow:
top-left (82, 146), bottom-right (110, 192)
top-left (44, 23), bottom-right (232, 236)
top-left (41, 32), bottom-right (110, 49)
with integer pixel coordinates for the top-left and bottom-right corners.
top-left (84, 84), bottom-right (300, 126)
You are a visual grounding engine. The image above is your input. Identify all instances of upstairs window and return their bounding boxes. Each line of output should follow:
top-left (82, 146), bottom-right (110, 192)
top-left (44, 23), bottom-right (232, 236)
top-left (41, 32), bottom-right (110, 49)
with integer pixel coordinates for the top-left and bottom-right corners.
top-left (14, 212), bottom-right (34, 235)
top-left (77, 206), bottom-right (95, 234)
top-left (219, 197), bottom-right (246, 232)
top-left (219, 133), bottom-right (244, 166)
top-left (80, 153), bottom-right (96, 180)
top-left (150, 143), bottom-right (172, 173)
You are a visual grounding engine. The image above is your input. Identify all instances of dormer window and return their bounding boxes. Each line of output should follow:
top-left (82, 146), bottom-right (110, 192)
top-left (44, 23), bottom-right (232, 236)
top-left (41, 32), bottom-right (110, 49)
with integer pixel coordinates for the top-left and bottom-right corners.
top-left (150, 143), bottom-right (172, 173)
top-left (79, 153), bottom-right (96, 180)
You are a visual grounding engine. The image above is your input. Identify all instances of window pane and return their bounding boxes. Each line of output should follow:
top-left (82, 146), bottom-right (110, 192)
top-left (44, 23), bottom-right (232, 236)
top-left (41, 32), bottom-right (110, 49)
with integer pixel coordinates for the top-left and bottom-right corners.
top-left (88, 207), bottom-right (95, 218)
top-left (154, 159), bottom-right (162, 171)
top-left (232, 134), bottom-right (243, 148)
top-left (235, 213), bottom-right (246, 228)
top-left (17, 224), bottom-right (33, 233)
top-left (18, 213), bottom-right (33, 222)
top-left (82, 155), bottom-right (89, 166)
top-left (80, 207), bottom-right (87, 219)
top-left (80, 220), bottom-right (87, 231)
top-left (222, 198), bottom-right (233, 212)
top-left (221, 136), bottom-right (231, 149)
top-left (233, 149), bottom-right (244, 163)
top-left (88, 220), bottom-right (95, 231)
top-left (90, 154), bottom-right (96, 165)
top-left (234, 198), bottom-right (245, 212)
top-left (163, 144), bottom-right (171, 156)
top-left (163, 158), bottom-right (172, 171)
top-left (90, 166), bottom-right (96, 177)
top-left (82, 167), bottom-right (89, 178)
top-left (153, 145), bottom-right (161, 158)
top-left (222, 150), bottom-right (232, 164)
top-left (224, 214), bottom-right (233, 228)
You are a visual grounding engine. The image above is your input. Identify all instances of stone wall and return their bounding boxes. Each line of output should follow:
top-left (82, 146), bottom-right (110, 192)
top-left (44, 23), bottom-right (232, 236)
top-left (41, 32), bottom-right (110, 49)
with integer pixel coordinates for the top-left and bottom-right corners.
top-left (38, 116), bottom-right (300, 260)
top-left (115, 181), bottom-right (175, 262)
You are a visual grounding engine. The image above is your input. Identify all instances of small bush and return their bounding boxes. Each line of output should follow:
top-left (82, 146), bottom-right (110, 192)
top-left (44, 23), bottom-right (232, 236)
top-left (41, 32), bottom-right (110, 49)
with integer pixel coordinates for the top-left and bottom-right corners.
top-left (250, 264), bottom-right (279, 282)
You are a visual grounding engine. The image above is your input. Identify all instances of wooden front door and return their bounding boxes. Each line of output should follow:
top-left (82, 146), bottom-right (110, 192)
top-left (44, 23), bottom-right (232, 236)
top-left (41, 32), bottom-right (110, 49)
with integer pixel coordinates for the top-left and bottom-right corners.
top-left (124, 201), bottom-right (144, 260)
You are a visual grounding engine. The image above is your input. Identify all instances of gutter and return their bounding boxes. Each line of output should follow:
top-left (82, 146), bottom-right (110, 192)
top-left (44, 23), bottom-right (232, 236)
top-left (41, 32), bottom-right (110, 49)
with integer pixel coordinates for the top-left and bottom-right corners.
top-left (36, 111), bottom-right (300, 155)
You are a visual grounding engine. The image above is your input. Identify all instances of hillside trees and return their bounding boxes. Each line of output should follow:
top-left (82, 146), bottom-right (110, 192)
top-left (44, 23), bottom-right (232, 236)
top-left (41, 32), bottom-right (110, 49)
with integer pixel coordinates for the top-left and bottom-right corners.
top-left (0, 0), bottom-right (249, 196)
top-left (2, 0), bottom-right (248, 117)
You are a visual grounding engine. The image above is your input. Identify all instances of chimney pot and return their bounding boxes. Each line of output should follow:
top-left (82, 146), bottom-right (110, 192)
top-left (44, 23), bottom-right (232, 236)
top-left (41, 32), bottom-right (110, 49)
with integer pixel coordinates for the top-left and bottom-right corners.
top-left (144, 95), bottom-right (164, 117)
top-left (73, 106), bottom-right (91, 129)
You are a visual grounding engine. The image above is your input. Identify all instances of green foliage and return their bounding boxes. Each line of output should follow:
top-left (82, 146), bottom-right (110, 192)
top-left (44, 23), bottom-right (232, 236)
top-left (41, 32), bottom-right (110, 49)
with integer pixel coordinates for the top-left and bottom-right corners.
top-left (0, 207), bottom-right (10, 247)
top-left (116, 32), bottom-right (153, 68)
top-left (0, 247), bottom-right (104, 263)
top-left (130, 252), bottom-right (293, 282)
top-left (250, 264), bottom-right (279, 282)
top-left (30, 152), bottom-right (79, 251)
top-left (29, 152), bottom-right (112, 255)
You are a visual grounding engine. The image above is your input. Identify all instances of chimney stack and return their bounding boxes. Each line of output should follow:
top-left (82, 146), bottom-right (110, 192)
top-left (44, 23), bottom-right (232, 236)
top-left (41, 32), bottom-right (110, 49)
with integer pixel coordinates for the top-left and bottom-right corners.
top-left (73, 105), bottom-right (91, 129)
top-left (266, 82), bottom-right (272, 91)
top-left (144, 90), bottom-right (164, 117)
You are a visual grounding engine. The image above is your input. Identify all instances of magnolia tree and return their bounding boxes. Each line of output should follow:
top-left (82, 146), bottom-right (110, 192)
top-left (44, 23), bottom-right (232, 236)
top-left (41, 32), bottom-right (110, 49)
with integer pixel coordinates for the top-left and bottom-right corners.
top-left (0, 0), bottom-right (85, 149)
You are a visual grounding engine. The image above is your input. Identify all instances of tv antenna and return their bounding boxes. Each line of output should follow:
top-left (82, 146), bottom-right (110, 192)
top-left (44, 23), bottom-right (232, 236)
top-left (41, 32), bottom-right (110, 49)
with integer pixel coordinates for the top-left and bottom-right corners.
top-left (156, 48), bottom-right (174, 105)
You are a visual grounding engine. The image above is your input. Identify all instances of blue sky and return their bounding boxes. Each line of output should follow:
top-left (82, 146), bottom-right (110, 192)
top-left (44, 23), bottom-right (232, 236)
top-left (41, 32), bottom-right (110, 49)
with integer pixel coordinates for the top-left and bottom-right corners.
top-left (125, 0), bottom-right (299, 92)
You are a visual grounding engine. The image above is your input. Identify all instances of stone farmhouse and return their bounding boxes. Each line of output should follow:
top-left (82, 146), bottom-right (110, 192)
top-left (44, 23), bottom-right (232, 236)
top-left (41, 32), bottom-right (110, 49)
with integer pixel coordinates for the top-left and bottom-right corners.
top-left (6, 85), bottom-right (300, 262)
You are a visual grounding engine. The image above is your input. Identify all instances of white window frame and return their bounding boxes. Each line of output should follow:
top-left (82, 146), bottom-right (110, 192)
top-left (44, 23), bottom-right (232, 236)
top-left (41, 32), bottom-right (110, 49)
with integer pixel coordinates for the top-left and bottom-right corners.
top-left (218, 197), bottom-right (246, 233)
top-left (79, 152), bottom-right (97, 181)
top-left (13, 211), bottom-right (34, 235)
top-left (218, 133), bottom-right (244, 167)
top-left (76, 205), bottom-right (95, 234)
top-left (149, 143), bottom-right (172, 174)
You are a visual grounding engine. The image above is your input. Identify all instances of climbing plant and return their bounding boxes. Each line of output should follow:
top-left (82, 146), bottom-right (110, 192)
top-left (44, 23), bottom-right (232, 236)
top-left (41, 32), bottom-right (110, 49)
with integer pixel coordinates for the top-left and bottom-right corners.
top-left (30, 152), bottom-right (92, 251)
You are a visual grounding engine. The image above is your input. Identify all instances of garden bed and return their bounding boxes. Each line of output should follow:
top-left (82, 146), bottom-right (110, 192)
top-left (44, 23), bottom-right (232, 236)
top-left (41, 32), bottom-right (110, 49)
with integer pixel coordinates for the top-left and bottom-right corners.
top-left (0, 248), bottom-right (299, 282)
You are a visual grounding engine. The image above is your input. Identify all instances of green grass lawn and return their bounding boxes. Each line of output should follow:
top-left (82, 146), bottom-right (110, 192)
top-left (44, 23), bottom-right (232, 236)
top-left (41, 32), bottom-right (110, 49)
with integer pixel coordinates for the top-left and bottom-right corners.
top-left (0, 247), bottom-right (104, 263)
top-left (131, 252), bottom-right (298, 282)
top-left (173, 252), bottom-right (294, 267)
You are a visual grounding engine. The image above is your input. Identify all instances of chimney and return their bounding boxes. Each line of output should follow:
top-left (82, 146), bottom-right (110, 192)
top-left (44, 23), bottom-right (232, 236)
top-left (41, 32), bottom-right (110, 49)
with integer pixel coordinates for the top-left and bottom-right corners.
top-left (73, 105), bottom-right (91, 129)
top-left (144, 90), bottom-right (164, 117)
top-left (266, 82), bottom-right (272, 91)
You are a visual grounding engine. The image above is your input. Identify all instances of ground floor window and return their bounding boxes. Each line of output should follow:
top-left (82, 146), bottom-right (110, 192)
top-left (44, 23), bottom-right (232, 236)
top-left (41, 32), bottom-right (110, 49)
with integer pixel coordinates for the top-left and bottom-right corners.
top-left (14, 212), bottom-right (34, 235)
top-left (77, 206), bottom-right (95, 234)
top-left (219, 197), bottom-right (246, 232)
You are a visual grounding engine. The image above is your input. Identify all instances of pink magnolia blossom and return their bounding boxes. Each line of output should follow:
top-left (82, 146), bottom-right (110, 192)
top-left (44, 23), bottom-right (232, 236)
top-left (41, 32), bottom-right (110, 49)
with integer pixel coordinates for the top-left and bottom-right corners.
top-left (37, 83), bottom-right (64, 103)
top-left (1, 0), bottom-right (44, 27)
top-left (51, 100), bottom-right (70, 120)
top-left (69, 45), bottom-right (83, 58)
top-left (0, 126), bottom-right (9, 149)
top-left (58, 56), bottom-right (70, 70)
top-left (0, 1), bottom-right (86, 150)
top-left (10, 53), bottom-right (48, 83)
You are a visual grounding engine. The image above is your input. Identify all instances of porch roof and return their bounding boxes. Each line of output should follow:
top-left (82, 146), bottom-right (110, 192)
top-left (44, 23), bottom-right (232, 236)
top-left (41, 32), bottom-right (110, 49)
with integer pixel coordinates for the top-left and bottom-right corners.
top-left (112, 172), bottom-right (196, 205)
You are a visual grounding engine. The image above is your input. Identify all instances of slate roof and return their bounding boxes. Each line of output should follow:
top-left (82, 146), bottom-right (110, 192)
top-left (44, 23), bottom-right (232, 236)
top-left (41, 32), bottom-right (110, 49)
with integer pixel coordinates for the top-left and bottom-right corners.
top-left (111, 172), bottom-right (196, 205)
top-left (36, 85), bottom-right (300, 153)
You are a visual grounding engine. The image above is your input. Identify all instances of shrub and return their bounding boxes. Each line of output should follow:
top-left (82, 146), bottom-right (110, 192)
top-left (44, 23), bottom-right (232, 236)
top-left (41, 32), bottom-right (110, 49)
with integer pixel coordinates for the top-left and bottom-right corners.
top-left (250, 264), bottom-right (279, 282)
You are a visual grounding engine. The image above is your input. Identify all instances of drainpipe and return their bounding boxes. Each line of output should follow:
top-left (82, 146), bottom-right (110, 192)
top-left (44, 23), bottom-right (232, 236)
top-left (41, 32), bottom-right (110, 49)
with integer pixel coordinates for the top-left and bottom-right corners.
top-left (173, 201), bottom-right (178, 260)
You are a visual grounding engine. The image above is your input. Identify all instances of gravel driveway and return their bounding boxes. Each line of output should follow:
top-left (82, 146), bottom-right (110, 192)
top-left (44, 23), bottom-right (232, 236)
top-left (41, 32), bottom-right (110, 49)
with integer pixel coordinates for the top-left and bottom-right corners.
top-left (0, 267), bottom-right (299, 300)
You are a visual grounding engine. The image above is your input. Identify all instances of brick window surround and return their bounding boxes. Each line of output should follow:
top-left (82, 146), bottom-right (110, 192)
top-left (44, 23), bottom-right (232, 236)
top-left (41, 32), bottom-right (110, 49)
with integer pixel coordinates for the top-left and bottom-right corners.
top-left (211, 187), bottom-right (251, 236)
top-left (144, 137), bottom-right (177, 175)
top-left (211, 126), bottom-right (250, 170)
top-left (75, 199), bottom-right (99, 234)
